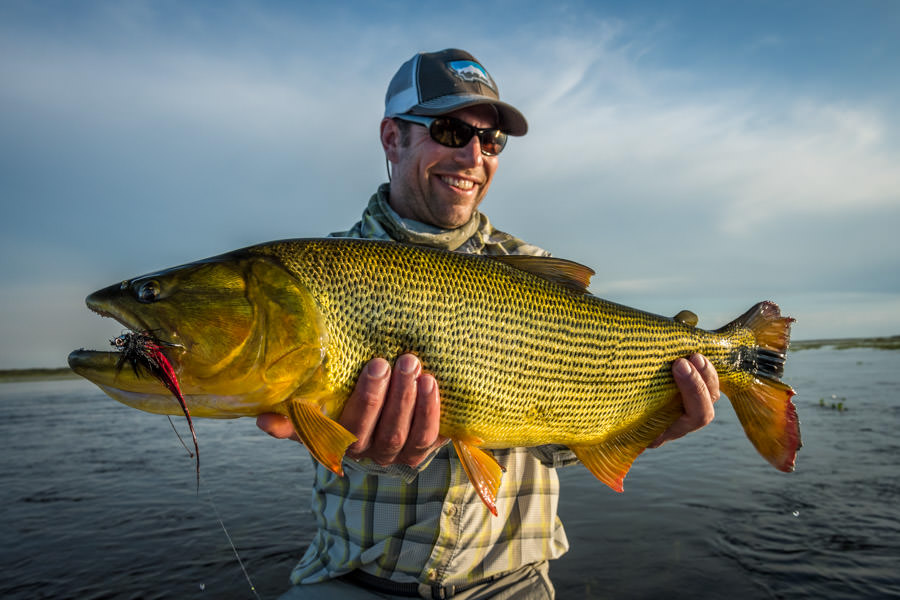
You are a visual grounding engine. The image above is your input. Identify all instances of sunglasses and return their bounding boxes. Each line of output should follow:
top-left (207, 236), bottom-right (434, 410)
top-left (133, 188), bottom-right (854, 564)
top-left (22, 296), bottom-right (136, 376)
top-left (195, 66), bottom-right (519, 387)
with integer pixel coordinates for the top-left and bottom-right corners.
top-left (394, 114), bottom-right (508, 156)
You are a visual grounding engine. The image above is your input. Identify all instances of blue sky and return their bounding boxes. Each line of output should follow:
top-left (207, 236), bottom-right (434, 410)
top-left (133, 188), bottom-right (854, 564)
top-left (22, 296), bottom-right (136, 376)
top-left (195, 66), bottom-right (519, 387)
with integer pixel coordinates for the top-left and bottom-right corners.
top-left (1, 1), bottom-right (898, 368)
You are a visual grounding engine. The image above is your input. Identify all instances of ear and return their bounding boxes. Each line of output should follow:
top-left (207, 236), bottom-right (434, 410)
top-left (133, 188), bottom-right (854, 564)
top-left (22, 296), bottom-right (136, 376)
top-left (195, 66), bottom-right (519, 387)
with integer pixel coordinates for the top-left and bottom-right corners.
top-left (380, 117), bottom-right (402, 163)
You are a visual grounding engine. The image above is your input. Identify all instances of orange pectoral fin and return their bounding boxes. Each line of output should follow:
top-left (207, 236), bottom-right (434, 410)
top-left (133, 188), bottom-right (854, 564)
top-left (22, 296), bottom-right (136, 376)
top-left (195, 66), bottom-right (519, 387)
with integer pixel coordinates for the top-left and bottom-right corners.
top-left (453, 439), bottom-right (505, 516)
top-left (285, 398), bottom-right (357, 477)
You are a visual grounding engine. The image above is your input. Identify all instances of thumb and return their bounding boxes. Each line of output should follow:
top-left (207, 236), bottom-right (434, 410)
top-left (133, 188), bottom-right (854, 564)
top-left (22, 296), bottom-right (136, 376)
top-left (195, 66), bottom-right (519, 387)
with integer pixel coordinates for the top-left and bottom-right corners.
top-left (256, 413), bottom-right (301, 443)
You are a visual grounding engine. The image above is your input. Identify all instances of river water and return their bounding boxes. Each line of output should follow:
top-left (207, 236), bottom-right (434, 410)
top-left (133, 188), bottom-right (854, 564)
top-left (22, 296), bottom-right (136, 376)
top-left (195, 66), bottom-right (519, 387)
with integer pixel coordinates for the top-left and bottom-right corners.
top-left (2, 346), bottom-right (898, 599)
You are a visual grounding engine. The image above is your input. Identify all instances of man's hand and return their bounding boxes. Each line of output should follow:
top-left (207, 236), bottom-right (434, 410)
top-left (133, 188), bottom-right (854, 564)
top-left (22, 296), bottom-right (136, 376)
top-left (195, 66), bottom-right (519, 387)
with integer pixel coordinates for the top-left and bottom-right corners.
top-left (256, 354), bottom-right (446, 468)
top-left (649, 353), bottom-right (720, 448)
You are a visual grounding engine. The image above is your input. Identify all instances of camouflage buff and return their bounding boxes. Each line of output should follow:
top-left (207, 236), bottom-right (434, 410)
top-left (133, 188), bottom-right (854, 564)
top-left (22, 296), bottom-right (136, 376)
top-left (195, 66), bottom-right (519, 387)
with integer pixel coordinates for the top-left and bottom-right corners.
top-left (330, 183), bottom-right (551, 257)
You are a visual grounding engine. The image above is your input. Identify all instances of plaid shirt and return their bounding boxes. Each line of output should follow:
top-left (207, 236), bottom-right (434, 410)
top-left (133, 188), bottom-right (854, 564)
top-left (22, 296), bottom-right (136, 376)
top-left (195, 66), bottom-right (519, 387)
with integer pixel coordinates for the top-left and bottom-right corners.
top-left (289, 185), bottom-right (574, 588)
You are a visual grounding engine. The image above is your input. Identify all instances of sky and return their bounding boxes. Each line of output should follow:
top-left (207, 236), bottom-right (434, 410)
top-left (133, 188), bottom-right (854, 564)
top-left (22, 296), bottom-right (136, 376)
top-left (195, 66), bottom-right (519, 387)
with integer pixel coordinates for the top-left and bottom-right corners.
top-left (1, 0), bottom-right (899, 369)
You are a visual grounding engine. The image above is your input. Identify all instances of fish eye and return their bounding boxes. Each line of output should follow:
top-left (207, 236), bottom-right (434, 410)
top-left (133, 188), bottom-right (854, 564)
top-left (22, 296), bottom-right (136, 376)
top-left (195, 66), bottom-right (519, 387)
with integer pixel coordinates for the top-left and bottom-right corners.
top-left (136, 280), bottom-right (161, 303)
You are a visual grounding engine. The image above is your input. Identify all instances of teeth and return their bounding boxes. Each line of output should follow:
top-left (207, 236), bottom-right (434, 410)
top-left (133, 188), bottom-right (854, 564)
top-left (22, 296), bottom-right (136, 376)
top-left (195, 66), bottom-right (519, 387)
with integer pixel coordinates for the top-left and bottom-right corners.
top-left (441, 176), bottom-right (475, 190)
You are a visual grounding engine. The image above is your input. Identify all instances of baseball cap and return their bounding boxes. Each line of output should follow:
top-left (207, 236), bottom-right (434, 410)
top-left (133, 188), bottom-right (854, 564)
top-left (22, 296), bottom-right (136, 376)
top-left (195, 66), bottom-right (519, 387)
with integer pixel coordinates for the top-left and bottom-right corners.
top-left (384, 49), bottom-right (528, 136)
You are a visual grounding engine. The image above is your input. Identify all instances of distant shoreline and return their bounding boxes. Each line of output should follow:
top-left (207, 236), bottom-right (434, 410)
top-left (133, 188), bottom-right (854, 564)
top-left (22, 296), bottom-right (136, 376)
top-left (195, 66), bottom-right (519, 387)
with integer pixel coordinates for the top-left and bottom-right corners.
top-left (2, 335), bottom-right (898, 382)
top-left (0, 368), bottom-right (78, 382)
top-left (789, 335), bottom-right (900, 351)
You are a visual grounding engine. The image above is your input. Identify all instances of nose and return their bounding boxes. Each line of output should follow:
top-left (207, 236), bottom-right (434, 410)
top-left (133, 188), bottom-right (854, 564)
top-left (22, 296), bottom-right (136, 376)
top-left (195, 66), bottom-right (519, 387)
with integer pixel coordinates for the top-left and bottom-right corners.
top-left (453, 135), bottom-right (483, 168)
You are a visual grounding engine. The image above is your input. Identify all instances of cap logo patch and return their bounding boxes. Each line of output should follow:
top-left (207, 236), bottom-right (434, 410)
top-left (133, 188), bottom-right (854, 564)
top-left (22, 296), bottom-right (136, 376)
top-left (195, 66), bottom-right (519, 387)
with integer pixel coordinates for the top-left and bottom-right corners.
top-left (448, 60), bottom-right (495, 89)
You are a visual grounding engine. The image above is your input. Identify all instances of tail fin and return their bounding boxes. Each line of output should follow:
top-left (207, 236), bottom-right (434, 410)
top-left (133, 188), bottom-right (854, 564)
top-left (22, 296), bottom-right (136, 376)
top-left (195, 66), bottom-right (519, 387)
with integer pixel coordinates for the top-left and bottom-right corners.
top-left (720, 302), bottom-right (801, 472)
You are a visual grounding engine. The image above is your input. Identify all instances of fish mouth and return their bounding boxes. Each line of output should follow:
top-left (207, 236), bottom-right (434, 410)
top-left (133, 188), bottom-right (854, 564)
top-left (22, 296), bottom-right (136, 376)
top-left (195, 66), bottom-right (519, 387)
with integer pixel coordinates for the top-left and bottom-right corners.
top-left (66, 349), bottom-right (178, 403)
top-left (68, 303), bottom-right (197, 427)
top-left (68, 295), bottom-right (184, 388)
top-left (87, 297), bottom-right (179, 352)
top-left (67, 348), bottom-right (146, 385)
top-left (72, 292), bottom-right (200, 486)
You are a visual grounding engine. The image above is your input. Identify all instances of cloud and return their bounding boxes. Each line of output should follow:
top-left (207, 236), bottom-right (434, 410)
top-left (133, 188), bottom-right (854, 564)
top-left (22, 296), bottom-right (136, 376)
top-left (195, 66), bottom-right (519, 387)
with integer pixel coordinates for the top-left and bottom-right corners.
top-left (475, 27), bottom-right (900, 330)
top-left (507, 61), bottom-right (900, 229)
top-left (745, 34), bottom-right (784, 53)
top-left (780, 292), bottom-right (900, 340)
top-left (1, 2), bottom-right (899, 368)
top-left (0, 9), bottom-right (389, 273)
top-left (477, 28), bottom-right (900, 295)
top-left (0, 18), bottom-right (379, 143)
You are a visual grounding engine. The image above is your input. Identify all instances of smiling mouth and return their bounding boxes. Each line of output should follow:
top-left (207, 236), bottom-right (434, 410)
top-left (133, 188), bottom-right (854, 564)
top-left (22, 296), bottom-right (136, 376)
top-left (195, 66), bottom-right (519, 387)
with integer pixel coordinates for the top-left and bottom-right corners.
top-left (440, 175), bottom-right (477, 191)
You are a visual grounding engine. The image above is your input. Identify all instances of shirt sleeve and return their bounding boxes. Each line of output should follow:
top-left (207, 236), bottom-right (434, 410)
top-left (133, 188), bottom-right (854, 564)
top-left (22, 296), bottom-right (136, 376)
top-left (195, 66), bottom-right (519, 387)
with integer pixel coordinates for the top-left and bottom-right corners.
top-left (341, 443), bottom-right (449, 483)
top-left (526, 445), bottom-right (580, 468)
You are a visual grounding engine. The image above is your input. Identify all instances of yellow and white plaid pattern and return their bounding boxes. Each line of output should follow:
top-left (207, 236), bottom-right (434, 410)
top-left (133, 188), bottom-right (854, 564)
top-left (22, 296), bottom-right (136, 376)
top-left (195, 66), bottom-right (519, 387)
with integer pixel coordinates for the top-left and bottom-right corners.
top-left (289, 185), bottom-right (572, 588)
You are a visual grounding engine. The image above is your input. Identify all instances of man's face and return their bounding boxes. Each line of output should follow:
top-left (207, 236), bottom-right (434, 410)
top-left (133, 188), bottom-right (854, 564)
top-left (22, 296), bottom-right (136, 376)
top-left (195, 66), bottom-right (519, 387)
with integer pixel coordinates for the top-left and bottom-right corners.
top-left (382, 105), bottom-right (500, 229)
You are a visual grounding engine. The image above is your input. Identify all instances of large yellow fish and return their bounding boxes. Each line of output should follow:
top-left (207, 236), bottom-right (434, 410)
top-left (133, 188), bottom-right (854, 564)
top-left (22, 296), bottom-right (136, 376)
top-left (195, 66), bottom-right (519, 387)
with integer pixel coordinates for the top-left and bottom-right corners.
top-left (69, 238), bottom-right (800, 515)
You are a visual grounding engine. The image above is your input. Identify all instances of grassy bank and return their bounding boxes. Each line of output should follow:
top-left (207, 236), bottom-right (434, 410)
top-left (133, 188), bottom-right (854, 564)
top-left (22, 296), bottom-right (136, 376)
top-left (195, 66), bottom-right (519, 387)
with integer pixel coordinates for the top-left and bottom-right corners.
top-left (0, 368), bottom-right (77, 382)
top-left (790, 336), bottom-right (900, 351)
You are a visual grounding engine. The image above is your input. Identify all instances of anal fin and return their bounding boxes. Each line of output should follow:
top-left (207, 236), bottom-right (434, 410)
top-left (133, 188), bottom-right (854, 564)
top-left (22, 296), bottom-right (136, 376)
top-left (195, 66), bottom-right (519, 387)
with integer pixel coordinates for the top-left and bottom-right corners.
top-left (453, 439), bottom-right (505, 516)
top-left (571, 402), bottom-right (682, 492)
top-left (285, 398), bottom-right (357, 477)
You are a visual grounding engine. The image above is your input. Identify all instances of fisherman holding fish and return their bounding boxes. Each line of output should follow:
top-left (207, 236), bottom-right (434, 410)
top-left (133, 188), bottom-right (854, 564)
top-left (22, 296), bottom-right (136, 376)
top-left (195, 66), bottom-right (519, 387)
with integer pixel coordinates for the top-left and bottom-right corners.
top-left (259, 49), bottom-right (721, 599)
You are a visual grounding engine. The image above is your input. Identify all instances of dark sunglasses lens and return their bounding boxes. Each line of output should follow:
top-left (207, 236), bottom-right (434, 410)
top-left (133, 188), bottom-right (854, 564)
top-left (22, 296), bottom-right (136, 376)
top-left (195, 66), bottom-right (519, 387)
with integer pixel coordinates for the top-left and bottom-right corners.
top-left (479, 130), bottom-right (507, 156)
top-left (430, 119), bottom-right (506, 155)
top-left (430, 119), bottom-right (469, 148)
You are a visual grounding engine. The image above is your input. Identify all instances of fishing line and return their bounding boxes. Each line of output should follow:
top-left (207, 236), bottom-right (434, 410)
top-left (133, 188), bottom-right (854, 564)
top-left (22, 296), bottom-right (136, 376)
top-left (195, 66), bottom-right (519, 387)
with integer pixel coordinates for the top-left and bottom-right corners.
top-left (114, 332), bottom-right (261, 597)
top-left (199, 472), bottom-right (263, 600)
top-left (169, 419), bottom-right (261, 599)
top-left (166, 414), bottom-right (260, 598)
top-left (166, 415), bottom-right (195, 457)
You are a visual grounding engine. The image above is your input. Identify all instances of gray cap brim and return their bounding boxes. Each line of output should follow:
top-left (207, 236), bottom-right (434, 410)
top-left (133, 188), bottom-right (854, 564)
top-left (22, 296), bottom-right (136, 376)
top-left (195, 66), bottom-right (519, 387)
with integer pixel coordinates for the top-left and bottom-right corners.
top-left (409, 95), bottom-right (528, 136)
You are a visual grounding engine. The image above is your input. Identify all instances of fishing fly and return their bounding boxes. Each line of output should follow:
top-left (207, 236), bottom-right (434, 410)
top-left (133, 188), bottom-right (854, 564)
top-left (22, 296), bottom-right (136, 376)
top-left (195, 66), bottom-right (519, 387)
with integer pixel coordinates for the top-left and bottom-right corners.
top-left (111, 331), bottom-right (200, 485)
top-left (109, 332), bottom-right (260, 598)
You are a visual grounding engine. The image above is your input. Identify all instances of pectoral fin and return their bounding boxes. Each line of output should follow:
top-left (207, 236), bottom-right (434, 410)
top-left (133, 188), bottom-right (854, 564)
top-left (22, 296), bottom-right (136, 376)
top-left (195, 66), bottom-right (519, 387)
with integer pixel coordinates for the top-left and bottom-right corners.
top-left (285, 398), bottom-right (357, 477)
top-left (453, 439), bottom-right (505, 516)
top-left (570, 402), bottom-right (682, 492)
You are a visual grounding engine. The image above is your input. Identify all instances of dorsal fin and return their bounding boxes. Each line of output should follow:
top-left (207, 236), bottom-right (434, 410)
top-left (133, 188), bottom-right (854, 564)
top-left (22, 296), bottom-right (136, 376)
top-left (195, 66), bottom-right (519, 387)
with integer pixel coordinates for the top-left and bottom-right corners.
top-left (490, 255), bottom-right (594, 294)
top-left (673, 309), bottom-right (699, 327)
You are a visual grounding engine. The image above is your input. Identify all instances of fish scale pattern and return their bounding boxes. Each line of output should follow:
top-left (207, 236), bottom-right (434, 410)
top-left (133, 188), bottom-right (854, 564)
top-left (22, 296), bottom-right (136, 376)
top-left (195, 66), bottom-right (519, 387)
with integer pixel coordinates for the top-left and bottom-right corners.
top-left (256, 238), bottom-right (745, 448)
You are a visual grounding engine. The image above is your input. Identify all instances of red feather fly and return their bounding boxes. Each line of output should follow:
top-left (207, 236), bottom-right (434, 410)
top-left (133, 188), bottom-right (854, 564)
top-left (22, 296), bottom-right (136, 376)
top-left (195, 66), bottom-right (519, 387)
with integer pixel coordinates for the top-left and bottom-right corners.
top-left (112, 332), bottom-right (199, 485)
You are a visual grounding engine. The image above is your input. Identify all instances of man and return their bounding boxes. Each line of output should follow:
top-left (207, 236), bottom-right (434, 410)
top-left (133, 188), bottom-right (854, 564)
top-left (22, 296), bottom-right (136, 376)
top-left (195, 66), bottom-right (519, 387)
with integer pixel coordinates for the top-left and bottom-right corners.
top-left (259, 49), bottom-right (719, 600)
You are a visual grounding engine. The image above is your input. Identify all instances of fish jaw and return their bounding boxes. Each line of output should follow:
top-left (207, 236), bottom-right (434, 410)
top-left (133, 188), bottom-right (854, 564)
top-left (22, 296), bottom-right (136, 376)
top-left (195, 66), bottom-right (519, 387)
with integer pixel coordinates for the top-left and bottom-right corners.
top-left (68, 349), bottom-right (170, 396)
top-left (70, 253), bottom-right (330, 418)
top-left (67, 348), bottom-right (263, 417)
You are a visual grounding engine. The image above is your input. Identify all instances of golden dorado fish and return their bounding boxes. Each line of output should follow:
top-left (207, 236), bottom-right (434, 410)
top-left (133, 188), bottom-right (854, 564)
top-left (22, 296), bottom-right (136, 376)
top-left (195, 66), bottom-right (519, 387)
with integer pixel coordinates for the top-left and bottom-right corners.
top-left (68, 238), bottom-right (800, 515)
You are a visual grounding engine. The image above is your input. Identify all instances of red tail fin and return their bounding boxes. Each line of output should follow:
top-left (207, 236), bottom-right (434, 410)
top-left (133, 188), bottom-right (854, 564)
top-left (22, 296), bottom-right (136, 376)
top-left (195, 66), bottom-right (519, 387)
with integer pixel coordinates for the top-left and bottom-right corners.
top-left (721, 302), bottom-right (801, 472)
